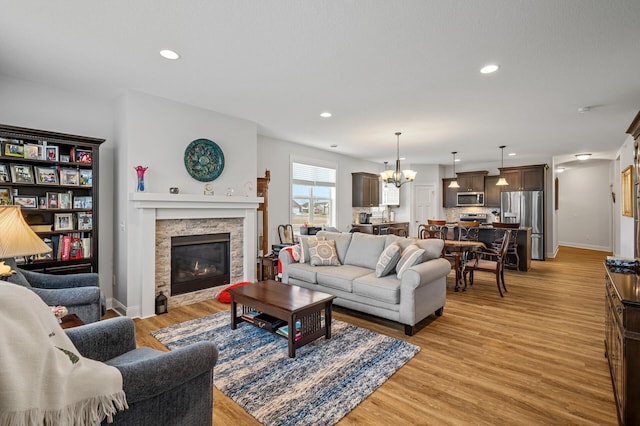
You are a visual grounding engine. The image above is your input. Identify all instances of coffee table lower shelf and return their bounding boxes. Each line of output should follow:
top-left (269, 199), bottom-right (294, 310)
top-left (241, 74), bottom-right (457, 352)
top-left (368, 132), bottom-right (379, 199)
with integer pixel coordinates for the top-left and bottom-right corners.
top-left (228, 280), bottom-right (336, 358)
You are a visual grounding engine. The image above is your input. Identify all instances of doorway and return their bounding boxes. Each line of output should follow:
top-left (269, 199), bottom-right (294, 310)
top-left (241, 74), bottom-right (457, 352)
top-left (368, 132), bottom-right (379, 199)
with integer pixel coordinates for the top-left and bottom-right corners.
top-left (413, 184), bottom-right (436, 237)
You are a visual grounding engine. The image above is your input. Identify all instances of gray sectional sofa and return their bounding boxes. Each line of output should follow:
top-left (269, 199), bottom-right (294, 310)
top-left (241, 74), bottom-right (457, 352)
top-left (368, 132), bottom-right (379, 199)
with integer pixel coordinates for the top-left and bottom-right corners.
top-left (278, 231), bottom-right (451, 335)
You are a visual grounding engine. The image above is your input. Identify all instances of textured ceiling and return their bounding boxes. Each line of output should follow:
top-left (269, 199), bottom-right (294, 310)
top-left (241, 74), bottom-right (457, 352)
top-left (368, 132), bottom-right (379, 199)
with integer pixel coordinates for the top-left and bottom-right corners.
top-left (1, 0), bottom-right (639, 168)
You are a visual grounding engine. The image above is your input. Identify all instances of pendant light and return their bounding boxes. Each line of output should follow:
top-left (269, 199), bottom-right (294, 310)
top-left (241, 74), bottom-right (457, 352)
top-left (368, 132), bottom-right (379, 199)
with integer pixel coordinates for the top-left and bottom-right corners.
top-left (448, 152), bottom-right (460, 188)
top-left (496, 145), bottom-right (509, 186)
top-left (380, 132), bottom-right (417, 188)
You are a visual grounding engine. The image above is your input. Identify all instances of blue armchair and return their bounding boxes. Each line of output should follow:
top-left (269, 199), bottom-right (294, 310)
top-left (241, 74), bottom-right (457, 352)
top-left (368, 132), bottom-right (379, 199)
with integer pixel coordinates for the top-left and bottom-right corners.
top-left (3, 257), bottom-right (105, 324)
top-left (65, 317), bottom-right (218, 425)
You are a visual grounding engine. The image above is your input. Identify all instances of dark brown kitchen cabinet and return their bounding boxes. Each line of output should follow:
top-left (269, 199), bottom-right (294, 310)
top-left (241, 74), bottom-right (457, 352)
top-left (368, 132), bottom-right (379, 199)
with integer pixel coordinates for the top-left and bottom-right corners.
top-left (484, 175), bottom-right (501, 207)
top-left (352, 172), bottom-right (380, 207)
top-left (442, 178), bottom-right (458, 208)
top-left (498, 165), bottom-right (547, 191)
top-left (604, 267), bottom-right (640, 425)
top-left (455, 171), bottom-right (487, 192)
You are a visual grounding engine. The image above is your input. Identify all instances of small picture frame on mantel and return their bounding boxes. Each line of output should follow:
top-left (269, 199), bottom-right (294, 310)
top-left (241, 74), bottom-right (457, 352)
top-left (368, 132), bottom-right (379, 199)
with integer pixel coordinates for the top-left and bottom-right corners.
top-left (622, 165), bottom-right (634, 217)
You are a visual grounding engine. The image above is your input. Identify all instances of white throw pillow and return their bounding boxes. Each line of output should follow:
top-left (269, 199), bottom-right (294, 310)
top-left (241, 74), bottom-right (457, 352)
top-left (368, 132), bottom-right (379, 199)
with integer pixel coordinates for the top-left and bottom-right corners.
top-left (375, 243), bottom-right (402, 277)
top-left (396, 248), bottom-right (426, 279)
top-left (299, 236), bottom-right (326, 263)
top-left (396, 244), bottom-right (420, 273)
top-left (308, 239), bottom-right (341, 266)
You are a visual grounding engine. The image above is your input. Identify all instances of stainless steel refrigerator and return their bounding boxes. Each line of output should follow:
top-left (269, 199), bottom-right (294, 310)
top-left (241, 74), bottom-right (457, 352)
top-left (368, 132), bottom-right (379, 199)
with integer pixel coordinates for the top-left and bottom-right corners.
top-left (501, 191), bottom-right (545, 260)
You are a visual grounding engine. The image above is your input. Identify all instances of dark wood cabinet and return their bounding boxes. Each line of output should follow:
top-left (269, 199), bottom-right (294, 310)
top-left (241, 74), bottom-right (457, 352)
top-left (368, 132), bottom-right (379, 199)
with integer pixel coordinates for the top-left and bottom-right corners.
top-left (442, 178), bottom-right (458, 208)
top-left (352, 172), bottom-right (380, 207)
top-left (455, 171), bottom-right (487, 192)
top-left (0, 124), bottom-right (104, 274)
top-left (499, 165), bottom-right (547, 191)
top-left (484, 175), bottom-right (501, 207)
top-left (604, 267), bottom-right (640, 425)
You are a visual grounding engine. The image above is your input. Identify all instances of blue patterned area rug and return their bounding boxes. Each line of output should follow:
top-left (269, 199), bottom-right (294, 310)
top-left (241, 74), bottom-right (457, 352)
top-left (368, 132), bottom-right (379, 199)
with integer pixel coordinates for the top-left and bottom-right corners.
top-left (151, 311), bottom-right (420, 426)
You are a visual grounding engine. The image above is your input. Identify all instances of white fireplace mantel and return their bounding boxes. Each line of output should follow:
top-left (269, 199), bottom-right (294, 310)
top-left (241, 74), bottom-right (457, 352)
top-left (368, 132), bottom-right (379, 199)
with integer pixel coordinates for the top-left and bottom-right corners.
top-left (128, 192), bottom-right (263, 318)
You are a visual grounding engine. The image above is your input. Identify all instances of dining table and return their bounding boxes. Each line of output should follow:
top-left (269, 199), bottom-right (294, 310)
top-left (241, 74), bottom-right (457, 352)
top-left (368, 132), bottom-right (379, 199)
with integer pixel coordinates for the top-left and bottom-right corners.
top-left (443, 240), bottom-right (486, 291)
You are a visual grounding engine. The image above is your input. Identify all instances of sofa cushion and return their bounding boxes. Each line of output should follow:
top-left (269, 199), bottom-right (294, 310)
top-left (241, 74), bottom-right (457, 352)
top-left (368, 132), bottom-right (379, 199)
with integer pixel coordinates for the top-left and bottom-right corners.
top-left (412, 238), bottom-right (445, 261)
top-left (287, 263), bottom-right (319, 283)
top-left (396, 248), bottom-right (426, 279)
top-left (343, 233), bottom-right (386, 270)
top-left (353, 272), bottom-right (401, 304)
top-left (375, 243), bottom-right (401, 277)
top-left (299, 236), bottom-right (325, 263)
top-left (315, 231), bottom-right (352, 263)
top-left (316, 265), bottom-right (371, 293)
top-left (308, 239), bottom-right (341, 266)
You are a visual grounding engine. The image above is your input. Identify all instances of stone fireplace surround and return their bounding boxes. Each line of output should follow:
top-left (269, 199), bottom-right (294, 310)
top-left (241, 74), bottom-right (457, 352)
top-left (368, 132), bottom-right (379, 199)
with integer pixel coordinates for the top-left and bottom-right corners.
top-left (129, 193), bottom-right (262, 318)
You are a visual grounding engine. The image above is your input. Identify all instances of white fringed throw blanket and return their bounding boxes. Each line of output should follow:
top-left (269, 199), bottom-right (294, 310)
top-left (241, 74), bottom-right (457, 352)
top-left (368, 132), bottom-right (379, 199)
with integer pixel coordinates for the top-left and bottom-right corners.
top-left (0, 282), bottom-right (127, 425)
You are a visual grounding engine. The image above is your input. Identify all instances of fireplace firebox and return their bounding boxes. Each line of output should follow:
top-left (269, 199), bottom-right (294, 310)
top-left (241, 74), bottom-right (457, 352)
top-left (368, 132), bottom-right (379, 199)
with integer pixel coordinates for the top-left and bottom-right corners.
top-left (171, 233), bottom-right (230, 295)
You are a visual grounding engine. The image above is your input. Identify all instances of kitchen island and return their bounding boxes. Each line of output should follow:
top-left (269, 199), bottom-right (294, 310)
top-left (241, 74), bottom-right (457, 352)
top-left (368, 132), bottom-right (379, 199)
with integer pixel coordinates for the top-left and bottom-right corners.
top-left (477, 226), bottom-right (532, 271)
top-left (351, 222), bottom-right (409, 235)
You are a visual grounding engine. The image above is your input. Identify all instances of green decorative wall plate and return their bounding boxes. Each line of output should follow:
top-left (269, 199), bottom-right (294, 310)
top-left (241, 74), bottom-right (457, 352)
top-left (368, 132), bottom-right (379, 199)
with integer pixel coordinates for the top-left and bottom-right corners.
top-left (184, 138), bottom-right (225, 182)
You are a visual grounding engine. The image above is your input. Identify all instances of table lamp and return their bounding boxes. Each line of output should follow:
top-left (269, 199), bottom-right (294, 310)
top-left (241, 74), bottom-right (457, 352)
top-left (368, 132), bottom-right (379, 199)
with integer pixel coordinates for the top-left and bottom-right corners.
top-left (0, 205), bottom-right (52, 279)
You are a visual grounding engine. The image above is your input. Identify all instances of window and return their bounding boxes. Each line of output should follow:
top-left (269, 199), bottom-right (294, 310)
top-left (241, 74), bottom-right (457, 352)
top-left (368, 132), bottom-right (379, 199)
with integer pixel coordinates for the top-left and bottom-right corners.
top-left (291, 161), bottom-right (336, 228)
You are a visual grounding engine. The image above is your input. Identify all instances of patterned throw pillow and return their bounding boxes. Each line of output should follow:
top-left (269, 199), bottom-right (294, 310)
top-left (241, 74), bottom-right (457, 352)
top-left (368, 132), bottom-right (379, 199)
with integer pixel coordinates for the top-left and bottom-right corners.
top-left (375, 243), bottom-right (402, 277)
top-left (308, 239), bottom-right (341, 266)
top-left (396, 248), bottom-right (426, 279)
top-left (300, 236), bottom-right (326, 264)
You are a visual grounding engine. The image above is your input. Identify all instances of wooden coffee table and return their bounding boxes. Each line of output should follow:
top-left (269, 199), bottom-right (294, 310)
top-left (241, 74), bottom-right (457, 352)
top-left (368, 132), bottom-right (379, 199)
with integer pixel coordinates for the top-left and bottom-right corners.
top-left (228, 280), bottom-right (336, 358)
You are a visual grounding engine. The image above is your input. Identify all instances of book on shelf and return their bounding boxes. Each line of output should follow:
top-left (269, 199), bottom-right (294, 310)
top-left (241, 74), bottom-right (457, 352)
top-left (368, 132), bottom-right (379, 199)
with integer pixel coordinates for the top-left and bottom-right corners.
top-left (81, 237), bottom-right (91, 258)
top-left (60, 235), bottom-right (71, 261)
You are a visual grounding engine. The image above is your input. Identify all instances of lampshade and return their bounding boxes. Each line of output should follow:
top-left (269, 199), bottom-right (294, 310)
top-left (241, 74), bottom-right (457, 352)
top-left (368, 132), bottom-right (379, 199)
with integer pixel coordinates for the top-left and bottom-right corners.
top-left (496, 145), bottom-right (509, 186)
top-left (0, 206), bottom-right (52, 258)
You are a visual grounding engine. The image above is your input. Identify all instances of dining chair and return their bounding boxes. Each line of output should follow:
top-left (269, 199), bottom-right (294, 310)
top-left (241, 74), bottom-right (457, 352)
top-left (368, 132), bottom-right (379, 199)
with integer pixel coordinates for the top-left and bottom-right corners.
top-left (277, 224), bottom-right (295, 245)
top-left (455, 221), bottom-right (480, 241)
top-left (463, 229), bottom-right (512, 297)
top-left (492, 222), bottom-right (520, 271)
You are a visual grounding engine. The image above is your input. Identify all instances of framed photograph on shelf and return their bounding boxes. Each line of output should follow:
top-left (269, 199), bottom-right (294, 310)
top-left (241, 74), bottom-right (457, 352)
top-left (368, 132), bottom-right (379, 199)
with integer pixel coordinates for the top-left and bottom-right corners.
top-left (23, 144), bottom-right (43, 160)
top-left (79, 169), bottom-right (92, 187)
top-left (74, 149), bottom-right (92, 164)
top-left (34, 166), bottom-right (58, 184)
top-left (4, 142), bottom-right (24, 157)
top-left (0, 188), bottom-right (12, 205)
top-left (13, 195), bottom-right (38, 208)
top-left (46, 192), bottom-right (59, 209)
top-left (59, 168), bottom-right (79, 186)
top-left (0, 164), bottom-right (10, 182)
top-left (36, 239), bottom-right (54, 260)
top-left (60, 154), bottom-right (70, 162)
top-left (45, 145), bottom-right (59, 161)
top-left (58, 192), bottom-right (72, 209)
top-left (54, 213), bottom-right (74, 231)
top-left (76, 212), bottom-right (93, 230)
top-left (38, 196), bottom-right (46, 209)
top-left (10, 164), bottom-right (34, 184)
top-left (73, 195), bottom-right (92, 209)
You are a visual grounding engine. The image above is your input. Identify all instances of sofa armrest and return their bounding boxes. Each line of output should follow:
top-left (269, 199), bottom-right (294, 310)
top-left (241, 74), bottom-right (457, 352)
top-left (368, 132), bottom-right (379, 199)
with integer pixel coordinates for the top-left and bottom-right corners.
top-left (278, 248), bottom-right (298, 281)
top-left (65, 317), bottom-right (137, 361)
top-left (21, 268), bottom-right (99, 289)
top-left (116, 341), bottom-right (218, 403)
top-left (401, 258), bottom-right (451, 290)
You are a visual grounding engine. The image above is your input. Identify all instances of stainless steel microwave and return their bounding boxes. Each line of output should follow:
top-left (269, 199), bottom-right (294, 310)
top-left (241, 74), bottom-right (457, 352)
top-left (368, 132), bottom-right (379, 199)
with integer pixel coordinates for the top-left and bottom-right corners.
top-left (457, 192), bottom-right (484, 207)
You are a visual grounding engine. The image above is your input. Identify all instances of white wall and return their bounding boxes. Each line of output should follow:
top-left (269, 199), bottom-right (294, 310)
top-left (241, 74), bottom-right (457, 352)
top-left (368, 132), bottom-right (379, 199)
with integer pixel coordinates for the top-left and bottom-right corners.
top-left (113, 90), bottom-right (257, 314)
top-left (257, 135), bottom-right (382, 249)
top-left (0, 73), bottom-right (115, 306)
top-left (557, 160), bottom-right (613, 251)
top-left (617, 135), bottom-right (635, 258)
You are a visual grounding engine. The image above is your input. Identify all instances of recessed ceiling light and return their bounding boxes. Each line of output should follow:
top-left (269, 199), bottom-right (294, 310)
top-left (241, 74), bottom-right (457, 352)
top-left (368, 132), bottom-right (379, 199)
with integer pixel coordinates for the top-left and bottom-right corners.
top-left (455, 158), bottom-right (461, 162)
top-left (160, 49), bottom-right (180, 60)
top-left (480, 64), bottom-right (500, 74)
top-left (320, 112), bottom-right (332, 118)
top-left (508, 152), bottom-right (516, 156)
top-left (578, 106), bottom-right (592, 113)
top-left (575, 153), bottom-right (592, 161)
top-left (556, 167), bottom-right (566, 173)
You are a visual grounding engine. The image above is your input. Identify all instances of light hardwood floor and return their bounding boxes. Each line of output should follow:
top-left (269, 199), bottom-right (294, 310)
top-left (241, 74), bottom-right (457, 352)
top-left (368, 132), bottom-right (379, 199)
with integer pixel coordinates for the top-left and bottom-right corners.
top-left (126, 246), bottom-right (618, 425)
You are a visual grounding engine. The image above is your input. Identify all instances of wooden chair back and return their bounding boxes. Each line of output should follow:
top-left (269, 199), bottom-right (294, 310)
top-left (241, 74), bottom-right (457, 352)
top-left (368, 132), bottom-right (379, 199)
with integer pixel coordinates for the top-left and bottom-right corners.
top-left (389, 227), bottom-right (408, 237)
top-left (455, 221), bottom-right (480, 241)
top-left (277, 224), bottom-right (295, 244)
